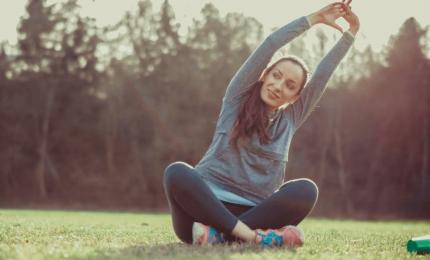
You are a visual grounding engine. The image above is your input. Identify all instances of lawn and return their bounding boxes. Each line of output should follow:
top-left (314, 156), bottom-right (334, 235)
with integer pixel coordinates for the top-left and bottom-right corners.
top-left (0, 209), bottom-right (429, 259)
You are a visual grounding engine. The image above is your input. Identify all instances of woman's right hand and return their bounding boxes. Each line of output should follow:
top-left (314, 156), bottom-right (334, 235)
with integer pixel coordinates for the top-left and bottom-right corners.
top-left (342, 0), bottom-right (360, 35)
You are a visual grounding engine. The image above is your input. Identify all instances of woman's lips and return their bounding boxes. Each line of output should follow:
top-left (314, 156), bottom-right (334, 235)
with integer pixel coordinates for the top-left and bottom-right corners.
top-left (268, 89), bottom-right (280, 99)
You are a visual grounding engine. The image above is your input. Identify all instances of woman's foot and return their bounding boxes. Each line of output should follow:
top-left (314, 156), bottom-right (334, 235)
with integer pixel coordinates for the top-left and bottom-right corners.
top-left (254, 225), bottom-right (304, 248)
top-left (192, 222), bottom-right (225, 245)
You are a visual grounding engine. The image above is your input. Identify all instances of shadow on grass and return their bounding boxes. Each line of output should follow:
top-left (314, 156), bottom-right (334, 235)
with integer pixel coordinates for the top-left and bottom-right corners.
top-left (86, 242), bottom-right (298, 259)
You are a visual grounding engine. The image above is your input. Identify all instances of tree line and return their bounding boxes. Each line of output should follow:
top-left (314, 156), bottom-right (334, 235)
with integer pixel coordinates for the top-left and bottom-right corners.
top-left (0, 0), bottom-right (429, 218)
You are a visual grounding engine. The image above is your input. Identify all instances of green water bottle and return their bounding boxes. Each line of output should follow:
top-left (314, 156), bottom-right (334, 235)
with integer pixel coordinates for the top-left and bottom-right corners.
top-left (407, 235), bottom-right (430, 254)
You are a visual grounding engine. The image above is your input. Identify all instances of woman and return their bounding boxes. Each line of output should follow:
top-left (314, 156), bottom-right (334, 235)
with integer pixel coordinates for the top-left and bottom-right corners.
top-left (164, 0), bottom-right (359, 247)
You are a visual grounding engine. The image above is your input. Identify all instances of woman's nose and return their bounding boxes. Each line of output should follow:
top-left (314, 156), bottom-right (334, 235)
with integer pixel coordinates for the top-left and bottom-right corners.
top-left (273, 81), bottom-right (283, 92)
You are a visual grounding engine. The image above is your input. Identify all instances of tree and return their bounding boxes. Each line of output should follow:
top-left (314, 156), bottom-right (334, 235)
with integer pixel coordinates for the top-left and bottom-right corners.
top-left (13, 0), bottom-right (101, 198)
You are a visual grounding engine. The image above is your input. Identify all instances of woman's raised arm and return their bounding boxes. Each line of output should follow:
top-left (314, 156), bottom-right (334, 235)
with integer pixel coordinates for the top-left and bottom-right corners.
top-left (288, 1), bottom-right (360, 129)
top-left (223, 16), bottom-right (311, 105)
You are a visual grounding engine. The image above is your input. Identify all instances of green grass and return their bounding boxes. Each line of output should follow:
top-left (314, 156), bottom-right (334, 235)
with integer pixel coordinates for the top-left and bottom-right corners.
top-left (0, 209), bottom-right (429, 259)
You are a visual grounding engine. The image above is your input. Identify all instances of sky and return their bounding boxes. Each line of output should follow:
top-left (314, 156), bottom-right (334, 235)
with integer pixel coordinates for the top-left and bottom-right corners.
top-left (1, 0), bottom-right (429, 52)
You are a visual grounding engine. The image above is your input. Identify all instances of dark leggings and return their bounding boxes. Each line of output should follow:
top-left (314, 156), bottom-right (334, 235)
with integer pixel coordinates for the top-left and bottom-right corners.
top-left (163, 161), bottom-right (318, 244)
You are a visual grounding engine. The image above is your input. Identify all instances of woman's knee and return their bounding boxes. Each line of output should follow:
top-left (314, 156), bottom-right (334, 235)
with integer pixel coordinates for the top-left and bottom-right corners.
top-left (305, 179), bottom-right (318, 203)
top-left (299, 178), bottom-right (318, 199)
top-left (280, 178), bottom-right (319, 204)
top-left (163, 161), bottom-right (195, 190)
top-left (164, 162), bottom-right (186, 184)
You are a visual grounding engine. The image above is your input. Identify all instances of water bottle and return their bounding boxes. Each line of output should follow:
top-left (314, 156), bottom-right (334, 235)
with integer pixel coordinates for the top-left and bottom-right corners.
top-left (407, 235), bottom-right (430, 254)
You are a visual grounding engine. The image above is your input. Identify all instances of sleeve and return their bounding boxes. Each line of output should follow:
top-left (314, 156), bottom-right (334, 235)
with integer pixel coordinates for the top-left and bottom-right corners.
top-left (222, 16), bottom-right (311, 105)
top-left (287, 31), bottom-right (355, 130)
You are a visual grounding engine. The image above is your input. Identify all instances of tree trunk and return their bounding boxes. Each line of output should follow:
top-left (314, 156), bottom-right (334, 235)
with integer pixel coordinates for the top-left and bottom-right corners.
top-left (333, 106), bottom-right (353, 215)
top-left (34, 83), bottom-right (55, 198)
top-left (105, 92), bottom-right (118, 176)
top-left (317, 108), bottom-right (334, 186)
top-left (420, 97), bottom-right (429, 195)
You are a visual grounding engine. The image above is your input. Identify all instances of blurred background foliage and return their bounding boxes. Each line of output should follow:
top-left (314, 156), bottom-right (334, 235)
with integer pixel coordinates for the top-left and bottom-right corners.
top-left (0, 0), bottom-right (429, 219)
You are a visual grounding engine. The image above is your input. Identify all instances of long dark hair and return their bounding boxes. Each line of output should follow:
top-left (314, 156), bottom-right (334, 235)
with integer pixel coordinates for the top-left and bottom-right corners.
top-left (229, 56), bottom-right (309, 150)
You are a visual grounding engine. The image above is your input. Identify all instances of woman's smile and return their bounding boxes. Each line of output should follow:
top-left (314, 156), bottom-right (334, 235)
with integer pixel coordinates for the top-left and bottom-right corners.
top-left (268, 89), bottom-right (280, 100)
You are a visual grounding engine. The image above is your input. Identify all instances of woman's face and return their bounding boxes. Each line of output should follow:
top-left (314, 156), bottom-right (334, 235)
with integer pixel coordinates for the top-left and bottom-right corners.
top-left (260, 60), bottom-right (305, 112)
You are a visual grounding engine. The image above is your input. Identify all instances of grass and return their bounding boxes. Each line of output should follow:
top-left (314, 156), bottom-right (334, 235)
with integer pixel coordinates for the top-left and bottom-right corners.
top-left (0, 209), bottom-right (429, 260)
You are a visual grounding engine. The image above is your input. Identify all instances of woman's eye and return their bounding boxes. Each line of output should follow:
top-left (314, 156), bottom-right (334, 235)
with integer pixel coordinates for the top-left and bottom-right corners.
top-left (273, 71), bottom-right (281, 79)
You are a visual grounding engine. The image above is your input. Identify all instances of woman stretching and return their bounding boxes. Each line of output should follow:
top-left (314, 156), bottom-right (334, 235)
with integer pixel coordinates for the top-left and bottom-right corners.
top-left (164, 0), bottom-right (359, 247)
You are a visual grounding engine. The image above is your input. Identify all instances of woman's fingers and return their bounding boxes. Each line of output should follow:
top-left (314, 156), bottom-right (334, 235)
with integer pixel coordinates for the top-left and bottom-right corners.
top-left (339, 0), bottom-right (352, 12)
top-left (333, 3), bottom-right (348, 14)
top-left (311, 1), bottom-right (355, 32)
top-left (342, 0), bottom-right (352, 6)
top-left (329, 3), bottom-right (345, 12)
top-left (336, 6), bottom-right (346, 13)
top-left (332, 4), bottom-right (347, 18)
top-left (344, 4), bottom-right (353, 17)
top-left (332, 2), bottom-right (345, 9)
top-left (340, 1), bottom-right (360, 34)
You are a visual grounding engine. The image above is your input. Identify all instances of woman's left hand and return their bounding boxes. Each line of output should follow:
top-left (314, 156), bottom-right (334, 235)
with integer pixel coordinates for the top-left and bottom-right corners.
top-left (307, 1), bottom-right (351, 33)
top-left (342, 1), bottom-right (360, 35)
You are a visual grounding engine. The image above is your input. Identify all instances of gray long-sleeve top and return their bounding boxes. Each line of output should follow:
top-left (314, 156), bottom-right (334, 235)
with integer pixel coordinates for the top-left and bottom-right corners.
top-left (194, 16), bottom-right (355, 204)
